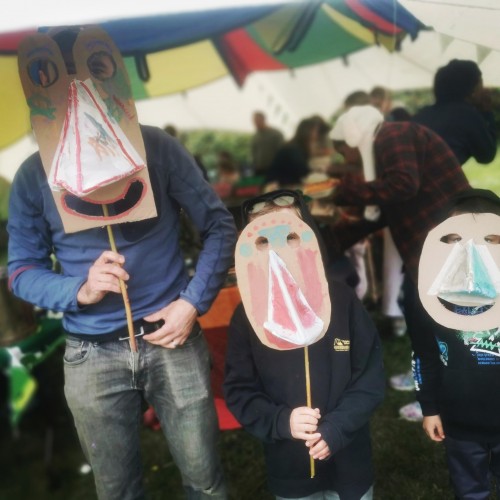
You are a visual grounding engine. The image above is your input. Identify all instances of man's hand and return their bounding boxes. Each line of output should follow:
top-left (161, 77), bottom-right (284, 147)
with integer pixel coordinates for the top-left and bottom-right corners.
top-left (306, 436), bottom-right (331, 461)
top-left (290, 407), bottom-right (322, 441)
top-left (143, 299), bottom-right (197, 349)
top-left (423, 415), bottom-right (445, 442)
top-left (77, 251), bottom-right (128, 306)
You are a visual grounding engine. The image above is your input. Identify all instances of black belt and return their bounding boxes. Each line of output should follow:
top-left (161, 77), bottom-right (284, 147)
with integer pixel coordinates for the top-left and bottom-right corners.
top-left (64, 319), bottom-right (165, 343)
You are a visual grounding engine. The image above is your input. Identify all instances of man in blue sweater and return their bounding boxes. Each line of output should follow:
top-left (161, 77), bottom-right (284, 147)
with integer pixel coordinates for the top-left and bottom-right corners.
top-left (8, 28), bottom-right (236, 500)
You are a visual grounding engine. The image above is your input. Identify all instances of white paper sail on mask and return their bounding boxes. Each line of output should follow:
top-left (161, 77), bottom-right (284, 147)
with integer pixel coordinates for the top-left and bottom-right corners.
top-left (49, 79), bottom-right (145, 196)
top-left (264, 250), bottom-right (324, 347)
top-left (428, 239), bottom-right (500, 307)
top-left (235, 211), bottom-right (330, 350)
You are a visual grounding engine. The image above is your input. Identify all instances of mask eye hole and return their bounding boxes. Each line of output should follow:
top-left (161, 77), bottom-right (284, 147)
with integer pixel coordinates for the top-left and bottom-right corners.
top-left (27, 59), bottom-right (59, 87)
top-left (255, 236), bottom-right (269, 251)
top-left (485, 234), bottom-right (500, 244)
top-left (287, 232), bottom-right (301, 248)
top-left (441, 233), bottom-right (462, 244)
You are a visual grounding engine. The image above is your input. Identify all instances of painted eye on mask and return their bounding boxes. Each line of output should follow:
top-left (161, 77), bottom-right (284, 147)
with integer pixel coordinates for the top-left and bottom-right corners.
top-left (27, 58), bottom-right (59, 88)
top-left (87, 51), bottom-right (116, 81)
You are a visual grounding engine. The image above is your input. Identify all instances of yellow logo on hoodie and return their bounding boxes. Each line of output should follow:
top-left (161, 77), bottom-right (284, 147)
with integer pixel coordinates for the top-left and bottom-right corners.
top-left (334, 338), bottom-right (350, 352)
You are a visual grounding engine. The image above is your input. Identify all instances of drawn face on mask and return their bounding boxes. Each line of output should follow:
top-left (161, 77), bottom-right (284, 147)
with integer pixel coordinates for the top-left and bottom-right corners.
top-left (18, 27), bottom-right (156, 233)
top-left (235, 210), bottom-right (330, 350)
top-left (419, 213), bottom-right (500, 330)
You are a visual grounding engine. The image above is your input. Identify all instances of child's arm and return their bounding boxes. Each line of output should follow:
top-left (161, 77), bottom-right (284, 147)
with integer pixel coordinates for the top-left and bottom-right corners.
top-left (422, 415), bottom-right (445, 442)
top-left (316, 294), bottom-right (385, 455)
top-left (224, 305), bottom-right (293, 443)
top-left (407, 304), bottom-right (443, 418)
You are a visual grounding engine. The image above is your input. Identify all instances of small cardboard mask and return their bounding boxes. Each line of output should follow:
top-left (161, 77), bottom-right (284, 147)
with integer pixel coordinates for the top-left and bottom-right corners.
top-left (235, 211), bottom-right (331, 350)
top-left (419, 213), bottom-right (500, 330)
top-left (17, 27), bottom-right (157, 233)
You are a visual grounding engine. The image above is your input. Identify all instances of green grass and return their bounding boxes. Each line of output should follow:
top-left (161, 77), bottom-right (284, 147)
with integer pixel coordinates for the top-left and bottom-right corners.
top-left (463, 150), bottom-right (500, 195)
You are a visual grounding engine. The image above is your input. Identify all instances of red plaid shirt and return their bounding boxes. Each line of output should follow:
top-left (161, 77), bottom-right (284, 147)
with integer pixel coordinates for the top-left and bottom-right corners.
top-left (334, 122), bottom-right (470, 282)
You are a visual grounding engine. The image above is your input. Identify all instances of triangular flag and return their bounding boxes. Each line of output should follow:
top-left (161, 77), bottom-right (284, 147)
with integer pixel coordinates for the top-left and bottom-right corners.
top-left (476, 45), bottom-right (492, 64)
top-left (439, 33), bottom-right (455, 52)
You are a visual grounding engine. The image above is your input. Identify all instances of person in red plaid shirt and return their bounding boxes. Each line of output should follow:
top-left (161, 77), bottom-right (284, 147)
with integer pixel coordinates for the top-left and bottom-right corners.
top-left (330, 105), bottom-right (470, 285)
top-left (328, 104), bottom-right (471, 425)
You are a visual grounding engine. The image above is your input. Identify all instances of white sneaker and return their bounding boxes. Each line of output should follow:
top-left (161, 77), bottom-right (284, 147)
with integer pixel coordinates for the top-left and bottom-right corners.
top-left (389, 370), bottom-right (414, 391)
top-left (392, 317), bottom-right (407, 337)
top-left (399, 401), bottom-right (423, 422)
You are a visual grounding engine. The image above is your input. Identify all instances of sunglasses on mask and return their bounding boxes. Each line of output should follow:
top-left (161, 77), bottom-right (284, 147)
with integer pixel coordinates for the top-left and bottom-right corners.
top-left (242, 190), bottom-right (304, 218)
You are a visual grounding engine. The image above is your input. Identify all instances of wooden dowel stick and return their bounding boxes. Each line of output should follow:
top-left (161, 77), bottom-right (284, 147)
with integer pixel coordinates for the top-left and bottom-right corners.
top-left (102, 205), bottom-right (137, 352)
top-left (304, 346), bottom-right (315, 478)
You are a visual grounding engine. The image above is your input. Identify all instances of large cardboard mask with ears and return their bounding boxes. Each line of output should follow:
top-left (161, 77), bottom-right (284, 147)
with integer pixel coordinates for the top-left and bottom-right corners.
top-left (419, 213), bottom-right (500, 330)
top-left (235, 211), bottom-right (331, 350)
top-left (17, 27), bottom-right (156, 233)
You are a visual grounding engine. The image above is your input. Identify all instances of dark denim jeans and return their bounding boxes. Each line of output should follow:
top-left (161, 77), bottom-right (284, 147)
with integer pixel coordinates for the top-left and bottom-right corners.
top-left (63, 324), bottom-right (227, 500)
top-left (444, 435), bottom-right (500, 500)
top-left (275, 485), bottom-right (373, 500)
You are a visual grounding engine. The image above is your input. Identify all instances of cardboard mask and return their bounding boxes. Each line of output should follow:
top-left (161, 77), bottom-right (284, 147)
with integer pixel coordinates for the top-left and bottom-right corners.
top-left (419, 213), bottom-right (500, 330)
top-left (18, 27), bottom-right (156, 233)
top-left (235, 211), bottom-right (331, 350)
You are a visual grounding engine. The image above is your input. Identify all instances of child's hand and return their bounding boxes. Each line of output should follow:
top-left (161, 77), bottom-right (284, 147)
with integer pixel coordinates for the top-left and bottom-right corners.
top-left (422, 415), bottom-right (445, 442)
top-left (290, 407), bottom-right (321, 441)
top-left (306, 437), bottom-right (331, 461)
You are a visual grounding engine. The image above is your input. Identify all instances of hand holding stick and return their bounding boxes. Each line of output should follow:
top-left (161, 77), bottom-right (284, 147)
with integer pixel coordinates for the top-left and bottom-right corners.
top-left (102, 204), bottom-right (137, 352)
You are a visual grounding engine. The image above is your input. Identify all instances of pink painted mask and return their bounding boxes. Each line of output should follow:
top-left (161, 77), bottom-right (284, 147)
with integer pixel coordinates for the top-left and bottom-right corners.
top-left (235, 210), bottom-right (331, 350)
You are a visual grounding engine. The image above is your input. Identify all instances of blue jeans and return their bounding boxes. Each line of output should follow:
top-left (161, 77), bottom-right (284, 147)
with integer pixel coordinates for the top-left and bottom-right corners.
top-left (275, 485), bottom-right (373, 500)
top-left (444, 435), bottom-right (500, 500)
top-left (63, 324), bottom-right (227, 500)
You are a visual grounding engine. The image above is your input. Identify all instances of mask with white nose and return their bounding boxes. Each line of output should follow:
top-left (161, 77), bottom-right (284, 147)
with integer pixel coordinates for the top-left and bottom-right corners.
top-left (419, 213), bottom-right (500, 330)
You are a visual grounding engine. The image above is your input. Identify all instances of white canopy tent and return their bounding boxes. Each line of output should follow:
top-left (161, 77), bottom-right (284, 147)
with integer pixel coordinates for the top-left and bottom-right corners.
top-left (1, 1), bottom-right (499, 182)
top-left (134, 27), bottom-right (500, 135)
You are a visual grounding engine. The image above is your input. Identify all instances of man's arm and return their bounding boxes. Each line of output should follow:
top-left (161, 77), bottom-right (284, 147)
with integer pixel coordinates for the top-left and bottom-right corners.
top-left (7, 159), bottom-right (86, 312)
top-left (166, 140), bottom-right (237, 315)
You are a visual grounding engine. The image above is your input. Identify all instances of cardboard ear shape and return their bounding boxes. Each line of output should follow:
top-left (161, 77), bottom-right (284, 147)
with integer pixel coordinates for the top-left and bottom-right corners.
top-left (18, 27), bottom-right (157, 233)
